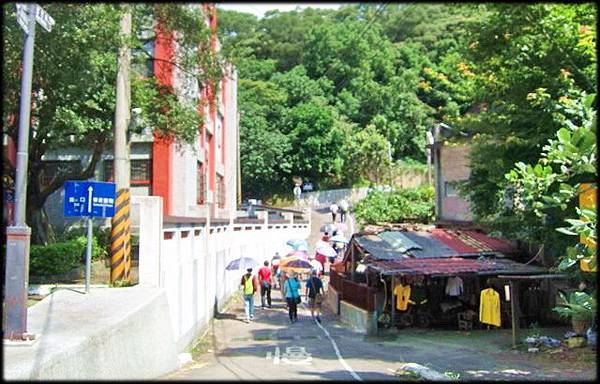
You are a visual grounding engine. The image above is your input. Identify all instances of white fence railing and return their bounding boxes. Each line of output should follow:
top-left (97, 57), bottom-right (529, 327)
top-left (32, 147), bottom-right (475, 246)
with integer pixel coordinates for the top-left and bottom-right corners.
top-left (299, 187), bottom-right (369, 208)
top-left (131, 196), bottom-right (310, 351)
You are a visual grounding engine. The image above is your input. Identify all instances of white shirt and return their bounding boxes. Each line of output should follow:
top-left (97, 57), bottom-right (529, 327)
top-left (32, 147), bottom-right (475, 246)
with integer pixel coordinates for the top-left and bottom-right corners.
top-left (339, 200), bottom-right (349, 211)
top-left (445, 276), bottom-right (463, 296)
top-left (330, 204), bottom-right (339, 213)
top-left (309, 259), bottom-right (323, 274)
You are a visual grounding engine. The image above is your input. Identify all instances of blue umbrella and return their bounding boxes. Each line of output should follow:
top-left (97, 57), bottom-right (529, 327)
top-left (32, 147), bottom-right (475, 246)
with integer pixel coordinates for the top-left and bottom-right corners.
top-left (286, 239), bottom-right (308, 250)
top-left (226, 257), bottom-right (259, 271)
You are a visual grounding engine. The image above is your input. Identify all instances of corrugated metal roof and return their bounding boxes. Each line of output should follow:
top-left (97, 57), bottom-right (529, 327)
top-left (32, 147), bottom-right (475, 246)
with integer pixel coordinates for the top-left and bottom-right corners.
top-left (377, 231), bottom-right (422, 252)
top-left (401, 231), bottom-right (460, 258)
top-left (366, 257), bottom-right (546, 277)
top-left (354, 234), bottom-right (409, 260)
top-left (348, 228), bottom-right (520, 263)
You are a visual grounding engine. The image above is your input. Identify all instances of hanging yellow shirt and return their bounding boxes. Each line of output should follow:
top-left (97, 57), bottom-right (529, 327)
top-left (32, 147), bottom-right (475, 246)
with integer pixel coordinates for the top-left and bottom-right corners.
top-left (393, 284), bottom-right (411, 311)
top-left (479, 288), bottom-right (501, 327)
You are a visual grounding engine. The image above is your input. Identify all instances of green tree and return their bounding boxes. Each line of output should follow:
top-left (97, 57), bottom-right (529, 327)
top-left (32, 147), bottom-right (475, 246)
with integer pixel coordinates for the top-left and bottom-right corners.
top-left (459, 3), bottom-right (596, 218)
top-left (494, 93), bottom-right (596, 270)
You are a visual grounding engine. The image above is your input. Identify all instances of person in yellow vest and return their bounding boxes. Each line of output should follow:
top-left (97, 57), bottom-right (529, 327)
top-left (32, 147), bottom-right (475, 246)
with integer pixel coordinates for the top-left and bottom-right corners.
top-left (479, 287), bottom-right (501, 327)
top-left (240, 268), bottom-right (258, 323)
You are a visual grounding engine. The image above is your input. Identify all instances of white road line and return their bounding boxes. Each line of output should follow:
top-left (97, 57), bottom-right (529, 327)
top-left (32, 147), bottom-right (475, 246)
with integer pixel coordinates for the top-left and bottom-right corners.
top-left (302, 303), bottom-right (362, 382)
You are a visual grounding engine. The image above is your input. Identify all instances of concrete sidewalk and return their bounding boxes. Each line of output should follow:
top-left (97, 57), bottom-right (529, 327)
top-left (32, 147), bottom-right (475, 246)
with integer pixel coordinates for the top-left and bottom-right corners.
top-left (3, 284), bottom-right (178, 380)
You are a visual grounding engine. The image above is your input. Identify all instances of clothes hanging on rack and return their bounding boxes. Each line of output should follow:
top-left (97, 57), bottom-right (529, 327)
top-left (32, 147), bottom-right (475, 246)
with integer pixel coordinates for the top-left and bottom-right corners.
top-left (479, 288), bottom-right (501, 327)
top-left (393, 283), bottom-right (412, 311)
top-left (445, 276), bottom-right (464, 296)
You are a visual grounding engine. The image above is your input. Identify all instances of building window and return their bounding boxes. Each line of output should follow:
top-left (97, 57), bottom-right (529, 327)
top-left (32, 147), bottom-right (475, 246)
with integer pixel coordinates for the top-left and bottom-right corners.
top-left (445, 181), bottom-right (462, 197)
top-left (197, 161), bottom-right (205, 205)
top-left (41, 160), bottom-right (81, 186)
top-left (132, 39), bottom-right (154, 78)
top-left (103, 159), bottom-right (152, 185)
top-left (216, 175), bottom-right (225, 208)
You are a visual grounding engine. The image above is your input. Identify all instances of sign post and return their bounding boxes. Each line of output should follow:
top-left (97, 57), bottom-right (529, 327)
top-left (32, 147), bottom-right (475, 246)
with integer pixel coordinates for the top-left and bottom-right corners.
top-left (4, 3), bottom-right (54, 342)
top-left (64, 181), bottom-right (116, 293)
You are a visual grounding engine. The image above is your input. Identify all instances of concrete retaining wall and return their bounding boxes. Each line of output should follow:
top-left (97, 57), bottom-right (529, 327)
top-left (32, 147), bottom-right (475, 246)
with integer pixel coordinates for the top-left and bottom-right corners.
top-left (339, 300), bottom-right (378, 336)
top-left (132, 196), bottom-right (311, 352)
top-left (3, 285), bottom-right (178, 380)
top-left (325, 286), bottom-right (340, 315)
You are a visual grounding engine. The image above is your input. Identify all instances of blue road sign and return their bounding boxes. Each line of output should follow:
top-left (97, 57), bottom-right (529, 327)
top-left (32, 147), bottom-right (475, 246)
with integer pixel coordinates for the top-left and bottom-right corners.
top-left (63, 180), bottom-right (116, 218)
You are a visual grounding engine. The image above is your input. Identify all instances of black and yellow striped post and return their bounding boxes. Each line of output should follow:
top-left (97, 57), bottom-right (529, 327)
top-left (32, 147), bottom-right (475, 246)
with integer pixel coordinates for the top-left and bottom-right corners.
top-left (110, 188), bottom-right (131, 283)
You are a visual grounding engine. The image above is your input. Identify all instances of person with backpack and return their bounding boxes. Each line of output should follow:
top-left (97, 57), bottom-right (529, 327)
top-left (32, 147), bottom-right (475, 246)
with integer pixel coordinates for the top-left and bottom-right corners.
top-left (240, 268), bottom-right (258, 323)
top-left (258, 260), bottom-right (272, 308)
top-left (305, 270), bottom-right (324, 323)
top-left (283, 271), bottom-right (301, 323)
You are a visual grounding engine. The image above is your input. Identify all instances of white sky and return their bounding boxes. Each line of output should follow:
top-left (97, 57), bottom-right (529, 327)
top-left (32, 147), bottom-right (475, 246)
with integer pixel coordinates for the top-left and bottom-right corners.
top-left (216, 3), bottom-right (345, 18)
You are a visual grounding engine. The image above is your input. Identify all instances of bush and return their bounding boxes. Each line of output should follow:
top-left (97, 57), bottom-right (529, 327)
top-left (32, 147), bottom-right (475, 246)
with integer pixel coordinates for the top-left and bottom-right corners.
top-left (57, 227), bottom-right (109, 261)
top-left (353, 186), bottom-right (435, 224)
top-left (30, 239), bottom-right (84, 276)
top-left (29, 236), bottom-right (103, 277)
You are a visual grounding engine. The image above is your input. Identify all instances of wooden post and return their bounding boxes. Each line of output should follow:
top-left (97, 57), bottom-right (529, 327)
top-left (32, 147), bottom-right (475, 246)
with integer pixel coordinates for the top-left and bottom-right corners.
top-left (510, 280), bottom-right (520, 348)
top-left (351, 243), bottom-right (356, 282)
top-left (391, 275), bottom-right (396, 327)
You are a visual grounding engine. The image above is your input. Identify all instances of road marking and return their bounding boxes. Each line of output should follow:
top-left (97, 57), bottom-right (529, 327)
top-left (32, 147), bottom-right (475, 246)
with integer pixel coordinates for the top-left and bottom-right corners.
top-left (266, 345), bottom-right (312, 365)
top-left (302, 303), bottom-right (362, 381)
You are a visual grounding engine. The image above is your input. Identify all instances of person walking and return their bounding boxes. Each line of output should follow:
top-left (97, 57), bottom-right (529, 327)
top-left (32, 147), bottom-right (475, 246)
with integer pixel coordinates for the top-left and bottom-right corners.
top-left (258, 260), bottom-right (272, 308)
top-left (329, 202), bottom-right (339, 222)
top-left (271, 252), bottom-right (281, 289)
top-left (339, 199), bottom-right (349, 223)
top-left (308, 255), bottom-right (323, 277)
top-left (283, 271), bottom-right (301, 323)
top-left (240, 268), bottom-right (258, 323)
top-left (305, 270), bottom-right (324, 323)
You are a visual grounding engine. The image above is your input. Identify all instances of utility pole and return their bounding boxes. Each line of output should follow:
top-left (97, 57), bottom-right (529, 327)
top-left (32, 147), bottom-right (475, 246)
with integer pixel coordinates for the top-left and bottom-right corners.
top-left (4, 3), bottom-right (54, 342)
top-left (110, 6), bottom-right (132, 284)
top-left (426, 130), bottom-right (434, 186)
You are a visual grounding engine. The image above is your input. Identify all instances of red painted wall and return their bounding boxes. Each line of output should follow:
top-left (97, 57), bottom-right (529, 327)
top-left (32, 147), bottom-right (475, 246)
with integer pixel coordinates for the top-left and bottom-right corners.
top-left (151, 23), bottom-right (175, 215)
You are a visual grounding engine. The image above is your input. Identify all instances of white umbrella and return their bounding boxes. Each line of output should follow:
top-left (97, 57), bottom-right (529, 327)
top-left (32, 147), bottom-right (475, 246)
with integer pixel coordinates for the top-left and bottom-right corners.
top-left (296, 244), bottom-right (309, 252)
top-left (315, 239), bottom-right (329, 249)
top-left (330, 234), bottom-right (348, 243)
top-left (225, 257), bottom-right (259, 271)
top-left (276, 244), bottom-right (295, 256)
top-left (316, 244), bottom-right (337, 257)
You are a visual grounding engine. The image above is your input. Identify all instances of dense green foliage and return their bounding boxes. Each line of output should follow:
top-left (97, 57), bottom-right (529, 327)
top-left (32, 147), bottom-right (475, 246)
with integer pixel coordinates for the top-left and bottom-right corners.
top-left (457, 4), bottom-right (597, 219)
top-left (353, 186), bottom-right (435, 225)
top-left (29, 236), bottom-right (102, 276)
top-left (217, 4), bottom-right (485, 198)
top-left (495, 93), bottom-right (596, 272)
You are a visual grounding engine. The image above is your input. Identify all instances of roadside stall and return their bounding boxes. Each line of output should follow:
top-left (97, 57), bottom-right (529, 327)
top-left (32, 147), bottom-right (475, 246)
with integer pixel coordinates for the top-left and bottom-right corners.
top-left (333, 226), bottom-right (559, 334)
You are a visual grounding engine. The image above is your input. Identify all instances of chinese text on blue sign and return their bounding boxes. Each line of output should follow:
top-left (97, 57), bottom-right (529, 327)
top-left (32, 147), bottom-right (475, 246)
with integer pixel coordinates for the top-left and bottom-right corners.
top-left (63, 181), bottom-right (116, 218)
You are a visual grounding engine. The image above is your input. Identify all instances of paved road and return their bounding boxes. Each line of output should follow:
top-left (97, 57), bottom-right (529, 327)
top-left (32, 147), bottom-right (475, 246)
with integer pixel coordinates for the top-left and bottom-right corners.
top-left (163, 208), bottom-right (596, 381)
top-left (163, 282), bottom-right (398, 381)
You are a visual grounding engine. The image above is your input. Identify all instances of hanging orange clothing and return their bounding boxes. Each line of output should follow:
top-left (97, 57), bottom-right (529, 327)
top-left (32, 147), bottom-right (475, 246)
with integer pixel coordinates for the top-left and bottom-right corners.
top-left (393, 284), bottom-right (411, 311)
top-left (479, 288), bottom-right (501, 327)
